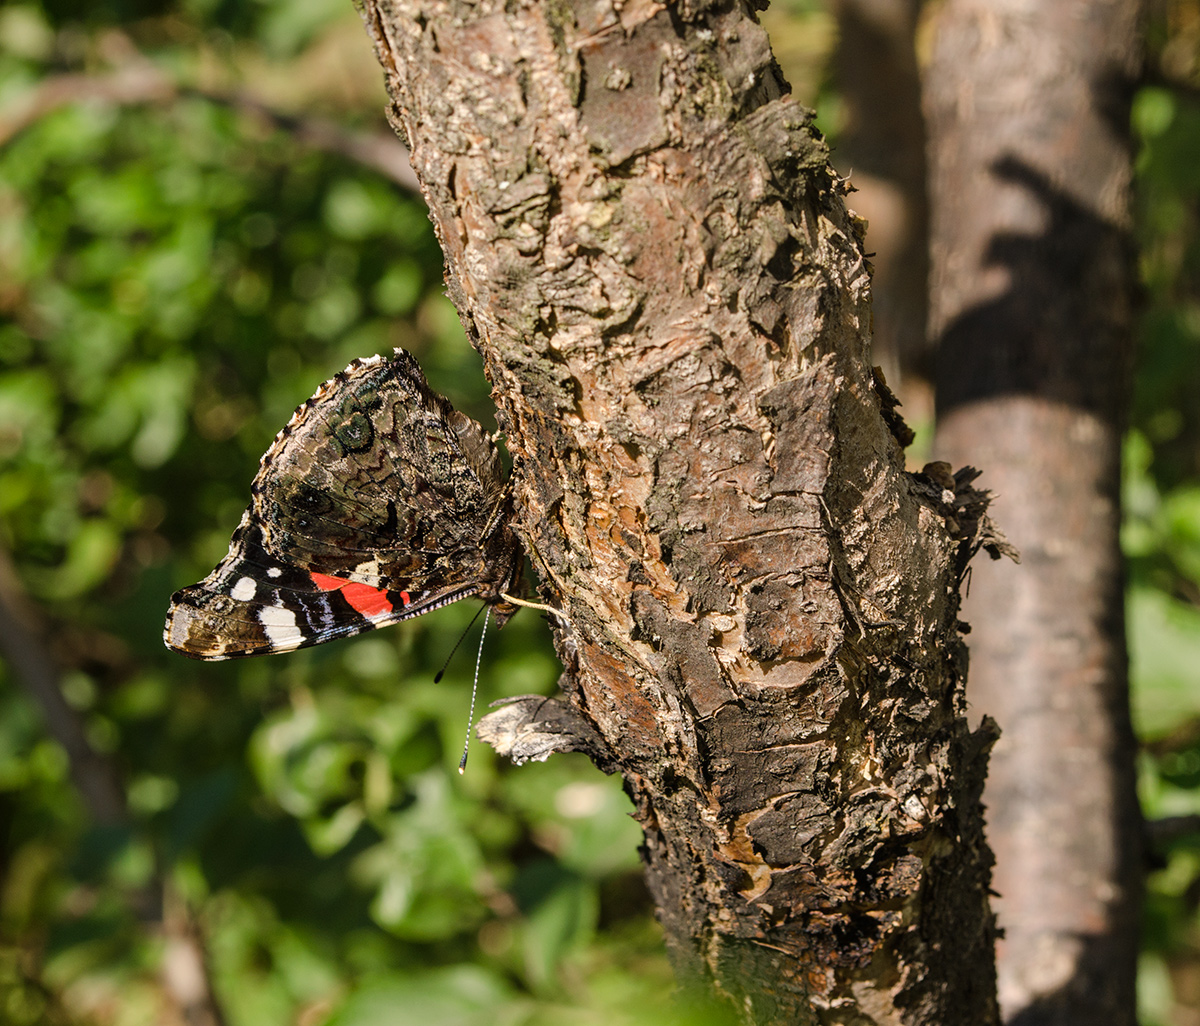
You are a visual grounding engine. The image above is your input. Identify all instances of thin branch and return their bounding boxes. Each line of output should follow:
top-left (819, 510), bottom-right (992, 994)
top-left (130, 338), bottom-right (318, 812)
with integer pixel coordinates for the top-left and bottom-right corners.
top-left (194, 86), bottom-right (421, 192)
top-left (1146, 815), bottom-right (1200, 849)
top-left (0, 59), bottom-right (420, 192)
top-left (0, 544), bottom-right (127, 826)
top-left (162, 882), bottom-right (228, 1026)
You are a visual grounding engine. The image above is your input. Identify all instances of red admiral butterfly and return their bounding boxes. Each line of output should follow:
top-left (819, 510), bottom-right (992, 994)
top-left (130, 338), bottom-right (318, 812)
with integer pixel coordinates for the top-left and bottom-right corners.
top-left (164, 349), bottom-right (525, 660)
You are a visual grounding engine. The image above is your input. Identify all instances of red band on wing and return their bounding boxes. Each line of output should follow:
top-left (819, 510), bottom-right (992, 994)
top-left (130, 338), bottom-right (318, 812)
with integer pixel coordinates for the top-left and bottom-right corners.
top-left (340, 581), bottom-right (393, 617)
top-left (310, 572), bottom-right (347, 591)
top-left (310, 572), bottom-right (394, 618)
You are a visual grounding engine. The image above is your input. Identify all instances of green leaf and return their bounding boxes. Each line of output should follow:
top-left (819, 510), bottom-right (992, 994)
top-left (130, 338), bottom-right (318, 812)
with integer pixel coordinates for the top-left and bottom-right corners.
top-left (325, 966), bottom-right (518, 1026)
top-left (1129, 586), bottom-right (1200, 737)
top-left (1133, 87), bottom-right (1177, 140)
top-left (513, 862), bottom-right (599, 990)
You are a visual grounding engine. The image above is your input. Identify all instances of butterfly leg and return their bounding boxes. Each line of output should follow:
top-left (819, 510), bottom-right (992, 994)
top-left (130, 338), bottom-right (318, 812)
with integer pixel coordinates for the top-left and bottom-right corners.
top-left (500, 593), bottom-right (570, 624)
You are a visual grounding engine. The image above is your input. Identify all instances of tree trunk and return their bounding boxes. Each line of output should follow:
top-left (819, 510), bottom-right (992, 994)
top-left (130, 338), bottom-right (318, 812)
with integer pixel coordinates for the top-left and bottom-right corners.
top-left (830, 0), bottom-right (929, 390)
top-left (924, 1), bottom-right (1144, 1023)
top-left (360, 0), bottom-right (1003, 1021)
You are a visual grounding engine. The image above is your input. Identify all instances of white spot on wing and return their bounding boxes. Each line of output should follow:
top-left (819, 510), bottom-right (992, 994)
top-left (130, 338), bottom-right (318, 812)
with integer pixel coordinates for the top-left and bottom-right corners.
top-left (267, 567), bottom-right (282, 578)
top-left (350, 558), bottom-right (381, 584)
top-left (231, 576), bottom-right (257, 602)
top-left (259, 605), bottom-right (304, 651)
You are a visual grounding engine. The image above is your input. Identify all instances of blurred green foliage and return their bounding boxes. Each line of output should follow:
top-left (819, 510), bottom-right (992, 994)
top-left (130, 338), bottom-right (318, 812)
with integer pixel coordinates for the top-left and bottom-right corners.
top-left (1130, 48), bottom-right (1200, 1018)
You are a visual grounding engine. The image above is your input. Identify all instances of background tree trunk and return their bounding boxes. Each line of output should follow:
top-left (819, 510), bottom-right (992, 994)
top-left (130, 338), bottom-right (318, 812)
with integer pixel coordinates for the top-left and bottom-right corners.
top-left (924, 1), bottom-right (1144, 1022)
top-left (360, 0), bottom-right (1004, 1020)
top-left (830, 0), bottom-right (929, 394)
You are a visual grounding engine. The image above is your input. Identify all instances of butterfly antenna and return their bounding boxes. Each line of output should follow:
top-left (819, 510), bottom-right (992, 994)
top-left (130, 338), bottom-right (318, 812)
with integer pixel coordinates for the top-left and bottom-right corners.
top-left (458, 606), bottom-right (491, 774)
top-left (434, 603), bottom-right (486, 683)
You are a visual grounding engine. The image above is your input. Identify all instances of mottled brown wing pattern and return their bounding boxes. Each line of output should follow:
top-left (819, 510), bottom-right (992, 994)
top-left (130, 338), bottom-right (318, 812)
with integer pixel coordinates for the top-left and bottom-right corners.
top-left (164, 349), bottom-right (522, 661)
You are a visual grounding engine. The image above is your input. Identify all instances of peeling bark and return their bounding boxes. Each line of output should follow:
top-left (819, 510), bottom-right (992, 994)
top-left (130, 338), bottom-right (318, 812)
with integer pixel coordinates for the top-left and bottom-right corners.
top-left (359, 1), bottom-right (1003, 1021)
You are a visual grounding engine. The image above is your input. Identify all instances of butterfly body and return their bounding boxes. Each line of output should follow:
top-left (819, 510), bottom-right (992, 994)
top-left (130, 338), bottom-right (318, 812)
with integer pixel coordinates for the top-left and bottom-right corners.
top-left (165, 349), bottom-right (522, 661)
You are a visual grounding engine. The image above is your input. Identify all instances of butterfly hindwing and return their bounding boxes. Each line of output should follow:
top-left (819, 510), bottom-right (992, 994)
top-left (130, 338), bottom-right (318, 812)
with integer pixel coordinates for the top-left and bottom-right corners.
top-left (164, 350), bottom-right (523, 661)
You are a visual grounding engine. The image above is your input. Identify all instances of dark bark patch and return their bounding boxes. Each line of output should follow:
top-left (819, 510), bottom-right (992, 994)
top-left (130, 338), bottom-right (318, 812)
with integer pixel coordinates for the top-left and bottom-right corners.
top-left (703, 730), bottom-right (829, 820)
top-left (757, 355), bottom-right (838, 495)
top-left (630, 589), bottom-right (737, 717)
top-left (577, 10), bottom-right (673, 166)
top-left (747, 791), bottom-right (832, 864)
top-left (745, 577), bottom-right (832, 663)
top-left (567, 632), bottom-right (664, 759)
top-left (872, 365), bottom-right (916, 448)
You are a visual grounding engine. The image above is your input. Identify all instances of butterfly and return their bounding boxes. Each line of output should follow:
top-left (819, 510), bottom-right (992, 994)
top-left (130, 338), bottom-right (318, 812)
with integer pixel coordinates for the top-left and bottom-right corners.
top-left (164, 348), bottom-right (525, 661)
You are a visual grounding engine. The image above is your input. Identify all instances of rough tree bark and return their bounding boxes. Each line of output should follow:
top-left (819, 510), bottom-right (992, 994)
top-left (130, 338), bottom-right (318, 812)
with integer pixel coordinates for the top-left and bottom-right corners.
top-left (924, 1), bottom-right (1144, 1023)
top-left (360, 0), bottom-right (1006, 1021)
